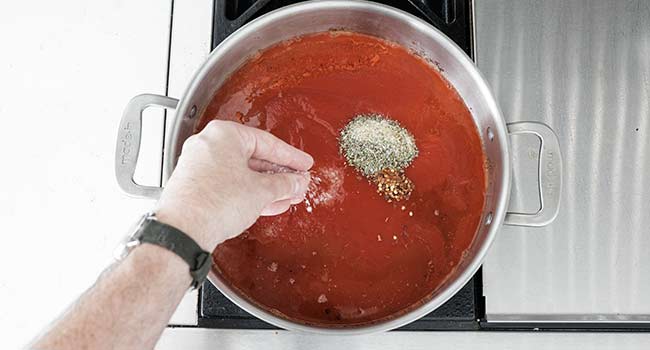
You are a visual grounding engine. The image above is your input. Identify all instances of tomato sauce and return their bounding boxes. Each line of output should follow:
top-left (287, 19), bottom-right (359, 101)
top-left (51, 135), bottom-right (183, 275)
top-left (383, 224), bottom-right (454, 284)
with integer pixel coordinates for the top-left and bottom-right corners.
top-left (198, 32), bottom-right (486, 326)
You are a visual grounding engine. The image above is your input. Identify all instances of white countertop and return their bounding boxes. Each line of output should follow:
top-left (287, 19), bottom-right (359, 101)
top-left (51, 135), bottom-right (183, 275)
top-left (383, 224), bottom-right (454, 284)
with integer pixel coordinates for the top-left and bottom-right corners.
top-left (0, 1), bottom-right (194, 348)
top-left (157, 328), bottom-right (650, 350)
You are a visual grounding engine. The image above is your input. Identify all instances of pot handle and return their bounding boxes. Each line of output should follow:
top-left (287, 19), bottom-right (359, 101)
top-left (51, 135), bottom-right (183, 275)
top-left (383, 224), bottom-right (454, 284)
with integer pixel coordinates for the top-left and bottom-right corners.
top-left (115, 94), bottom-right (179, 198)
top-left (504, 122), bottom-right (562, 227)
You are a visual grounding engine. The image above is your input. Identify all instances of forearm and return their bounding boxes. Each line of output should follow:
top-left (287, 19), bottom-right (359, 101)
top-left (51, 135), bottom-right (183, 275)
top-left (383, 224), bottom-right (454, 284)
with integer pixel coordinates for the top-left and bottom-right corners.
top-left (30, 121), bottom-right (313, 349)
top-left (32, 244), bottom-right (191, 350)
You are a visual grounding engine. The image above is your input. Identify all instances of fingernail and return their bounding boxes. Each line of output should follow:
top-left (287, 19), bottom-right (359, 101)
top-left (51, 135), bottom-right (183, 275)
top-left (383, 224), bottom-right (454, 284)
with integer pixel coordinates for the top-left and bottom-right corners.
top-left (294, 174), bottom-right (309, 196)
top-left (290, 196), bottom-right (305, 205)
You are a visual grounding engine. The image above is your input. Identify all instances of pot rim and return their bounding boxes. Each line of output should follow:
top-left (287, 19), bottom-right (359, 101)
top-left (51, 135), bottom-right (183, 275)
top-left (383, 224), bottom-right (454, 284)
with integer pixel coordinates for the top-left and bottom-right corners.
top-left (167, 0), bottom-right (511, 335)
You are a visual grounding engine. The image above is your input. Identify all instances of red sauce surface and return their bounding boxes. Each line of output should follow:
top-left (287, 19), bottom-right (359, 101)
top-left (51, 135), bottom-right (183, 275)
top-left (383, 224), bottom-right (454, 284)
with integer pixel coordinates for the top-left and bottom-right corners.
top-left (198, 32), bottom-right (485, 326)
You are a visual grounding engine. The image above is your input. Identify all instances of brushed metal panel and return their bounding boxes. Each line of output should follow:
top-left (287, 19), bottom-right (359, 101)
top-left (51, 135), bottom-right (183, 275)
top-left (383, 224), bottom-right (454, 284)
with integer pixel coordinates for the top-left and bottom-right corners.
top-left (476, 0), bottom-right (650, 319)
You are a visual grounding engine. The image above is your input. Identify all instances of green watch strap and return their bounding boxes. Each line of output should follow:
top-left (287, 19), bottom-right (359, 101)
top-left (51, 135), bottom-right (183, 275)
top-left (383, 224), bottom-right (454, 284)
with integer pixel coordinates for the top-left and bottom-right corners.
top-left (137, 218), bottom-right (211, 289)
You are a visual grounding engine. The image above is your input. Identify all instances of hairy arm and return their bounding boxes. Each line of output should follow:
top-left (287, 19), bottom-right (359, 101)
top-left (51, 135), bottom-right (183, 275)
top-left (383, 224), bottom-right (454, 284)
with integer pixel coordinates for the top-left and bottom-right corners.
top-left (31, 121), bottom-right (313, 350)
top-left (32, 245), bottom-right (192, 350)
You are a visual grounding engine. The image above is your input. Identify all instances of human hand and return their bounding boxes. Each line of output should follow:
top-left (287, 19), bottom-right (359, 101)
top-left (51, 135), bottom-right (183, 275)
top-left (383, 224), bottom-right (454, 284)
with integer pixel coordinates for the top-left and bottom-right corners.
top-left (155, 120), bottom-right (313, 251)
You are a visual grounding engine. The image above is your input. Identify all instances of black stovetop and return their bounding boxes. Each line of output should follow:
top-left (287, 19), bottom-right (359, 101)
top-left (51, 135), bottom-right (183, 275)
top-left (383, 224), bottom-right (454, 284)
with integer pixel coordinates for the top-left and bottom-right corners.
top-left (198, 0), bottom-right (482, 331)
top-left (211, 0), bottom-right (473, 56)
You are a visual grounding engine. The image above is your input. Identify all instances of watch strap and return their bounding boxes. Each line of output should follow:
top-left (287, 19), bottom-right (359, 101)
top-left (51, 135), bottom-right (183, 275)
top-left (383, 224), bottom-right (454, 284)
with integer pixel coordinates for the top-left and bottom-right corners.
top-left (137, 218), bottom-right (211, 289)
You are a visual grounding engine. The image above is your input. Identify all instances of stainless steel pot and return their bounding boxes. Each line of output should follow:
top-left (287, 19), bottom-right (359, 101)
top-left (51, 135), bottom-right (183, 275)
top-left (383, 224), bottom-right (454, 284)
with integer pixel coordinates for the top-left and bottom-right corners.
top-left (114, 0), bottom-right (562, 334)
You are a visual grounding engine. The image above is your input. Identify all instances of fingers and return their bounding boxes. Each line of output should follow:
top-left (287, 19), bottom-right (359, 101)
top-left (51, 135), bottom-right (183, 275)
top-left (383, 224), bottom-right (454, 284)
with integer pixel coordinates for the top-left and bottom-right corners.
top-left (255, 167), bottom-right (308, 216)
top-left (248, 158), bottom-right (294, 173)
top-left (260, 194), bottom-right (305, 216)
top-left (260, 199), bottom-right (294, 216)
top-left (259, 171), bottom-right (311, 202)
top-left (236, 123), bottom-right (314, 171)
top-left (201, 120), bottom-right (313, 171)
top-left (289, 196), bottom-right (304, 205)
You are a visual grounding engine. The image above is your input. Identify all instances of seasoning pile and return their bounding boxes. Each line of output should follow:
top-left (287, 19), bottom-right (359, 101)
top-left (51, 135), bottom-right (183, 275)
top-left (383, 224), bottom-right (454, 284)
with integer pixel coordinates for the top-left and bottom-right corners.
top-left (339, 114), bottom-right (418, 202)
top-left (373, 168), bottom-right (414, 202)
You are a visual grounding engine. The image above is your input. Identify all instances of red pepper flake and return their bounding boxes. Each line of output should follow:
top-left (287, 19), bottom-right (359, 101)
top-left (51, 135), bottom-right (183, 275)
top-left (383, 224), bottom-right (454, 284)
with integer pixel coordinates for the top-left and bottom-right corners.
top-left (373, 168), bottom-right (414, 202)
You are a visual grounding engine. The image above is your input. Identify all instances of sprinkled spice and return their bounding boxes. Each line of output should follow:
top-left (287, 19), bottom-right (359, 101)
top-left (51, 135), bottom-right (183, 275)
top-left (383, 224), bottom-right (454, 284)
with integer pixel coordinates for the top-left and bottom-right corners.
top-left (317, 294), bottom-right (328, 303)
top-left (339, 114), bottom-right (418, 177)
top-left (373, 168), bottom-right (414, 202)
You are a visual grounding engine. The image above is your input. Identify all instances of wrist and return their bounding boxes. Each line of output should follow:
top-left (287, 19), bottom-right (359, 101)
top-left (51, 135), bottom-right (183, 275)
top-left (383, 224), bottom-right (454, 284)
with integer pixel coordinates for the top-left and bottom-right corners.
top-left (127, 243), bottom-right (192, 285)
top-left (154, 207), bottom-right (217, 252)
top-left (120, 213), bottom-right (214, 289)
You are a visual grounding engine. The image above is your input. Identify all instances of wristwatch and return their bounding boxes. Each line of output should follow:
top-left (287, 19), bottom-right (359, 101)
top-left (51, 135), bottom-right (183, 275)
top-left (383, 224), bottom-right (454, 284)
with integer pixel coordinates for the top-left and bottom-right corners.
top-left (114, 212), bottom-right (212, 290)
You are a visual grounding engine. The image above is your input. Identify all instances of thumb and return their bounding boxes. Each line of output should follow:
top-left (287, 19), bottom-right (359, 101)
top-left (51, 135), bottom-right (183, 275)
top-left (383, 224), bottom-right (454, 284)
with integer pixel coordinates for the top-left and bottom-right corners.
top-left (260, 171), bottom-right (311, 202)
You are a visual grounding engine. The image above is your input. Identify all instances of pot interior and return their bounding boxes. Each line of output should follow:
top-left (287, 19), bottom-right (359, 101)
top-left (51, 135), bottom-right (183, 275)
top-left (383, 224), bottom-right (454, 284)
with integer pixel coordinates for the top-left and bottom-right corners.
top-left (166, 1), bottom-right (508, 333)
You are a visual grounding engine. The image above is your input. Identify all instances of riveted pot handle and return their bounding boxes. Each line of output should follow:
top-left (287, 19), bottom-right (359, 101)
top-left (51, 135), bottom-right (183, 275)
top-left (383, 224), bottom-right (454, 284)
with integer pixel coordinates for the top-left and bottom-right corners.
top-left (115, 94), bottom-right (179, 198)
top-left (504, 122), bottom-right (562, 226)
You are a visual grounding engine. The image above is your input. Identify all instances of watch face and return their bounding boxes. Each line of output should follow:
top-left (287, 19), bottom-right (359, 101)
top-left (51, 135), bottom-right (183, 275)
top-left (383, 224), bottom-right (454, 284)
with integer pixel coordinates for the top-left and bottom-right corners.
top-left (112, 212), bottom-right (150, 261)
